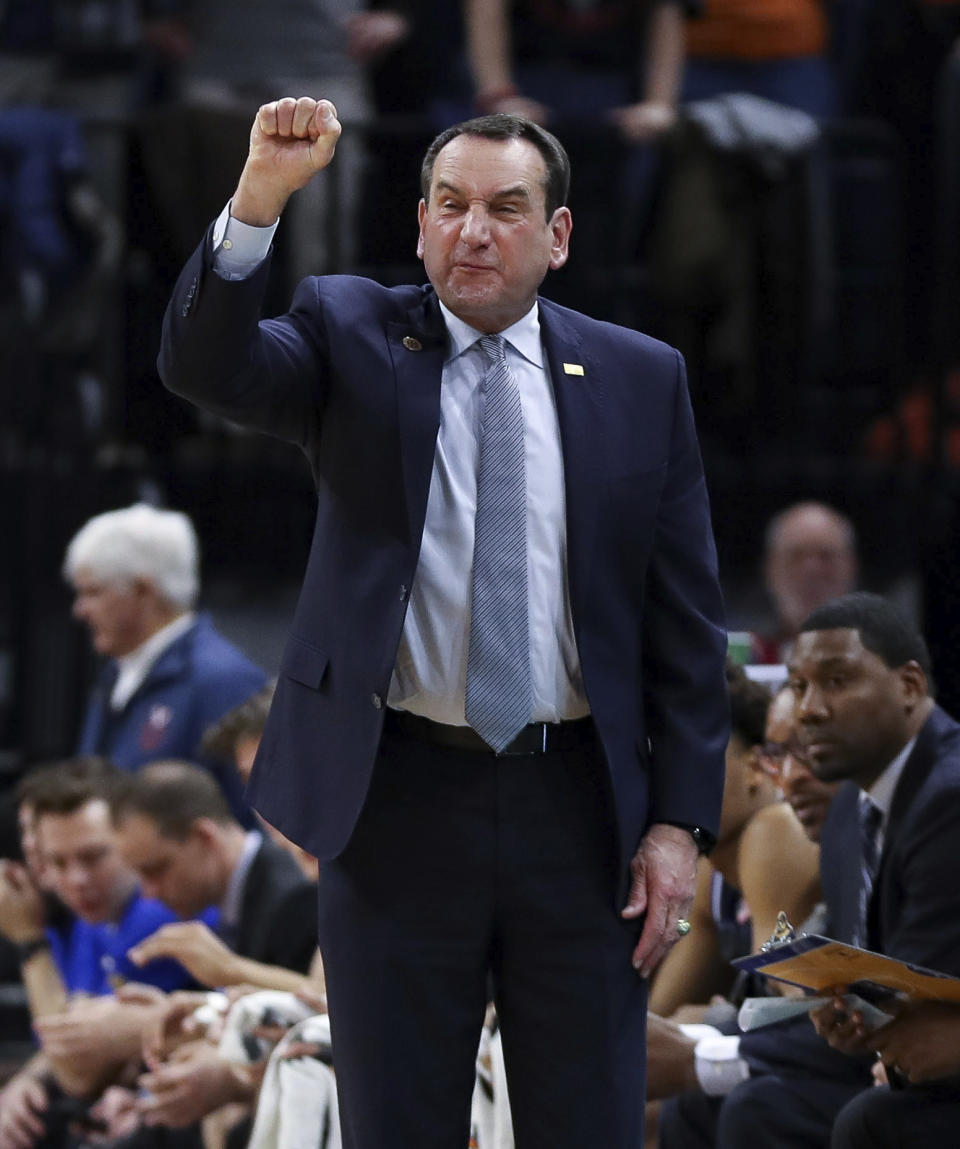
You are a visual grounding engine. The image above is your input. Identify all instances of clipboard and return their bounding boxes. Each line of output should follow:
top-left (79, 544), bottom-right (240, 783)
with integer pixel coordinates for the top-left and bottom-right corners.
top-left (732, 914), bottom-right (960, 1004)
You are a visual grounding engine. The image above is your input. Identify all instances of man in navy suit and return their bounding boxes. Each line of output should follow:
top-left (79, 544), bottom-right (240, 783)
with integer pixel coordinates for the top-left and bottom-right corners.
top-left (660, 592), bottom-right (960, 1149)
top-left (66, 503), bottom-right (266, 819)
top-left (158, 98), bottom-right (728, 1149)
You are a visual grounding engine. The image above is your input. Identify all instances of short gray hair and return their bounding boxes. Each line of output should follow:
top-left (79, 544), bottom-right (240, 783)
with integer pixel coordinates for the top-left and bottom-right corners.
top-left (64, 503), bottom-right (199, 609)
top-left (420, 114), bottom-right (570, 220)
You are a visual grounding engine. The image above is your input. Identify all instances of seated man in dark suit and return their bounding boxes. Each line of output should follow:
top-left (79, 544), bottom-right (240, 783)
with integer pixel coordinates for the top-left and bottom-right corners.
top-left (107, 760), bottom-right (319, 1133)
top-left (65, 503), bottom-right (266, 820)
top-left (110, 760), bottom-right (317, 983)
top-left (660, 591), bottom-right (960, 1149)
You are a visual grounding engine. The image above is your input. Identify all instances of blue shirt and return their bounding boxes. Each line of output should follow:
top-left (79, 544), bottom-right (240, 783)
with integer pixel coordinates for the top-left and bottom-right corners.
top-left (47, 893), bottom-right (220, 996)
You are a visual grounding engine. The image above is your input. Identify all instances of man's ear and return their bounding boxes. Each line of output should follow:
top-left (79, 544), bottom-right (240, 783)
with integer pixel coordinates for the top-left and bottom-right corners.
top-left (548, 206), bottom-right (572, 271)
top-left (416, 199), bottom-right (427, 260)
top-left (131, 576), bottom-right (164, 608)
top-left (190, 817), bottom-right (221, 848)
top-left (899, 660), bottom-right (928, 712)
top-left (748, 744), bottom-right (773, 784)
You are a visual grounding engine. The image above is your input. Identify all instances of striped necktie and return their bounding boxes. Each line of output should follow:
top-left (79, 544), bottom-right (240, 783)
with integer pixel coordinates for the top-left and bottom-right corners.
top-left (464, 334), bottom-right (532, 752)
top-left (855, 793), bottom-right (883, 947)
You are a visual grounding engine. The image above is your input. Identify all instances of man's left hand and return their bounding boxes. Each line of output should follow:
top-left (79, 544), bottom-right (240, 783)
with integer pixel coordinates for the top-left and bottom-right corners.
top-left (128, 921), bottom-right (239, 988)
top-left (143, 991), bottom-right (217, 1069)
top-left (622, 823), bottom-right (698, 977)
top-left (871, 1001), bottom-right (960, 1083)
top-left (0, 862), bottom-right (46, 943)
top-left (137, 1044), bottom-right (253, 1128)
top-left (810, 992), bottom-right (877, 1057)
top-left (88, 1087), bottom-right (142, 1142)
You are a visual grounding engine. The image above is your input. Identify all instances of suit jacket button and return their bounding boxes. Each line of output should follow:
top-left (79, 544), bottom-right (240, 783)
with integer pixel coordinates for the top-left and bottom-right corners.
top-left (371, 693), bottom-right (383, 709)
top-left (399, 584), bottom-right (408, 602)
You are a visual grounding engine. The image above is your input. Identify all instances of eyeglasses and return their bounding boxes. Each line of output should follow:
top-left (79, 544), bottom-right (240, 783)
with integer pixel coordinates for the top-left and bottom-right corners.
top-left (758, 741), bottom-right (813, 777)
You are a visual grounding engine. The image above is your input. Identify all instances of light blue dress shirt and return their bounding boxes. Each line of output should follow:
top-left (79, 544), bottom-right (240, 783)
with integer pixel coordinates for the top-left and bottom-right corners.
top-left (213, 205), bottom-right (589, 726)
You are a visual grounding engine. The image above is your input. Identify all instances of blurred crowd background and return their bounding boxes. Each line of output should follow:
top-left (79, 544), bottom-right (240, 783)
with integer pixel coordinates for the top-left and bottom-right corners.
top-left (2, 0), bottom-right (960, 785)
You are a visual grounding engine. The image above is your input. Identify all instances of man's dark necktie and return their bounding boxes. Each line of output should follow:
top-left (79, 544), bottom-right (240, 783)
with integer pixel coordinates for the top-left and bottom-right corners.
top-left (464, 334), bottom-right (532, 752)
top-left (855, 793), bottom-right (883, 947)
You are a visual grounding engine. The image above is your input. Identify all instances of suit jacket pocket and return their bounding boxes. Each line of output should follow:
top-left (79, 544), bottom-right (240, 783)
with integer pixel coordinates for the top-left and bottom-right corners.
top-left (281, 635), bottom-right (330, 690)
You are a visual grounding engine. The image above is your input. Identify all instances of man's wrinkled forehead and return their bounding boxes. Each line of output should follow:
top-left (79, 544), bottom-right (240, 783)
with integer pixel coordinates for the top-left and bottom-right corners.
top-left (429, 136), bottom-right (549, 206)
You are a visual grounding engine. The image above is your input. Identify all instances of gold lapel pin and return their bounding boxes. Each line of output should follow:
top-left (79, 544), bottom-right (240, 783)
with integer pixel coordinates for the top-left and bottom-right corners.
top-left (402, 335), bottom-right (423, 352)
top-left (563, 363), bottom-right (584, 376)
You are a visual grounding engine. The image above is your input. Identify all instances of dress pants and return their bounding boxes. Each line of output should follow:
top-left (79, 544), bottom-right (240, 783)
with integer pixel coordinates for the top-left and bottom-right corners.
top-left (832, 1083), bottom-right (960, 1148)
top-left (659, 1075), bottom-right (867, 1149)
top-left (315, 720), bottom-right (648, 1149)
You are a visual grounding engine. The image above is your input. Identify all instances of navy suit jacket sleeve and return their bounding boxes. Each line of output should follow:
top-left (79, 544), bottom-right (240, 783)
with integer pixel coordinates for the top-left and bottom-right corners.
top-left (159, 236), bottom-right (332, 453)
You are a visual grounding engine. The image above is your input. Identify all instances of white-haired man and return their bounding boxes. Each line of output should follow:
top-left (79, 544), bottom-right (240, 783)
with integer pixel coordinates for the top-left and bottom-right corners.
top-left (64, 504), bottom-right (265, 814)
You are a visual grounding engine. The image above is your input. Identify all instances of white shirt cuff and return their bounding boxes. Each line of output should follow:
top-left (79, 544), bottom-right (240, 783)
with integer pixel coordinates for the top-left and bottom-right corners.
top-left (211, 200), bottom-right (278, 281)
top-left (692, 1034), bottom-right (750, 1097)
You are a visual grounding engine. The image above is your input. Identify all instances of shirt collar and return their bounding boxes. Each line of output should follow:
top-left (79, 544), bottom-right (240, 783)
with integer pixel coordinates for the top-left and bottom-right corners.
top-left (111, 611), bottom-right (197, 710)
top-left (221, 830), bottom-right (263, 933)
top-left (438, 300), bottom-right (544, 368)
top-left (864, 735), bottom-right (917, 824)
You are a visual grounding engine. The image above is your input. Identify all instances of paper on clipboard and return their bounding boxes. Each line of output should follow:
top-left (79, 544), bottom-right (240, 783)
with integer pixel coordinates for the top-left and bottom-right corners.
top-left (732, 934), bottom-right (960, 1003)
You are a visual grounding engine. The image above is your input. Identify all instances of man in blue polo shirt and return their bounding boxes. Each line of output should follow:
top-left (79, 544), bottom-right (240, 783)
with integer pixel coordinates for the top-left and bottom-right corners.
top-left (0, 758), bottom-right (215, 1146)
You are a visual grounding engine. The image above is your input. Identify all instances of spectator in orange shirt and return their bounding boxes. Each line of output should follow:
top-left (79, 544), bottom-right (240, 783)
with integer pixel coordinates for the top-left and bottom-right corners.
top-left (682, 0), bottom-right (836, 117)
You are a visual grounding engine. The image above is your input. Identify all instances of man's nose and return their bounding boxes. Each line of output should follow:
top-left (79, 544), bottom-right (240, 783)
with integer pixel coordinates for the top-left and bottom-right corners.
top-left (64, 862), bottom-right (89, 889)
top-left (459, 205), bottom-right (491, 245)
top-left (796, 683), bottom-right (828, 721)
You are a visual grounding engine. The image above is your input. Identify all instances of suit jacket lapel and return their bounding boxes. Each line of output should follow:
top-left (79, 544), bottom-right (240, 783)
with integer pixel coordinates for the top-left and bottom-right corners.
top-left (870, 706), bottom-right (942, 945)
top-left (387, 289), bottom-right (446, 547)
top-left (539, 299), bottom-right (604, 614)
